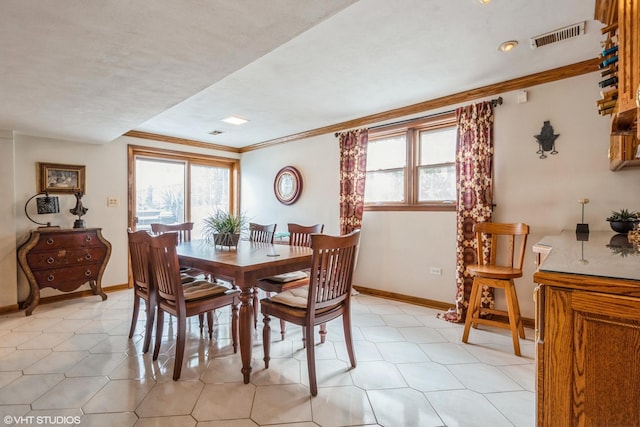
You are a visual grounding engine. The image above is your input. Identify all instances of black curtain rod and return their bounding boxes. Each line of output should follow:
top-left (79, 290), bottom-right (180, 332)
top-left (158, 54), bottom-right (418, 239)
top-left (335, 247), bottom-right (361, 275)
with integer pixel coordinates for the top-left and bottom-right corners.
top-left (335, 96), bottom-right (503, 137)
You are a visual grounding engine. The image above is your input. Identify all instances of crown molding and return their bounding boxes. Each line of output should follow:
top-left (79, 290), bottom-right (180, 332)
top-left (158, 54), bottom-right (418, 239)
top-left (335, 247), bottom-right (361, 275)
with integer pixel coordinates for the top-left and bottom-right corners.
top-left (123, 130), bottom-right (241, 154)
top-left (123, 58), bottom-right (599, 154)
top-left (241, 58), bottom-right (600, 152)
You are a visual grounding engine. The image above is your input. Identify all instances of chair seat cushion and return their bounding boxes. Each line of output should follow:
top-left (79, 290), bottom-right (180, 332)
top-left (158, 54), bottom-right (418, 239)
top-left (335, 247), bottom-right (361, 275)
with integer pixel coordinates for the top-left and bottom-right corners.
top-left (263, 270), bottom-right (308, 283)
top-left (269, 286), bottom-right (309, 308)
top-left (180, 273), bottom-right (196, 284)
top-left (182, 280), bottom-right (231, 300)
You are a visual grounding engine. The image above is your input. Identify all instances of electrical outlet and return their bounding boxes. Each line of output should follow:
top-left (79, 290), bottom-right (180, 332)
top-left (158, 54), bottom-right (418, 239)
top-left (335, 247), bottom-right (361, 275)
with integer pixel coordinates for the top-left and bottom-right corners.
top-left (107, 197), bottom-right (119, 207)
top-left (430, 267), bottom-right (442, 275)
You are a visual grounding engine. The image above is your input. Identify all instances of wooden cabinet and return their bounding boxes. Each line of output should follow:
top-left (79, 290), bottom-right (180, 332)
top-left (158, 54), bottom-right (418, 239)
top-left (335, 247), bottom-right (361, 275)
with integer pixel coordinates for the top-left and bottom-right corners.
top-left (534, 278), bottom-right (640, 426)
top-left (17, 228), bottom-right (111, 315)
top-left (534, 232), bottom-right (640, 425)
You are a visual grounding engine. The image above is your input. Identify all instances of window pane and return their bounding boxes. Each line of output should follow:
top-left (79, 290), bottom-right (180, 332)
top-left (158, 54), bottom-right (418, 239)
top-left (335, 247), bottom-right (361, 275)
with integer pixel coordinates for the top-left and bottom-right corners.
top-left (365, 170), bottom-right (405, 202)
top-left (418, 165), bottom-right (456, 201)
top-left (135, 158), bottom-right (185, 230)
top-left (367, 136), bottom-right (406, 170)
top-left (420, 127), bottom-right (456, 165)
top-left (191, 164), bottom-right (230, 239)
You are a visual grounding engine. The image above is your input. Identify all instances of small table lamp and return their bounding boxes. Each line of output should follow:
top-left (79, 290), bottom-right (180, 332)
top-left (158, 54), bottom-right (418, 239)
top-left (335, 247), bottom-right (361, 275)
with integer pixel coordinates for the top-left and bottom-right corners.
top-left (576, 198), bottom-right (589, 240)
top-left (25, 192), bottom-right (60, 227)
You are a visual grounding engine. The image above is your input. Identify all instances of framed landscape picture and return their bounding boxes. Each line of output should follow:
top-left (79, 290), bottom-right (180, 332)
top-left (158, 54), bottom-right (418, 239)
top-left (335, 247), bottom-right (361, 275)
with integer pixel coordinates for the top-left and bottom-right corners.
top-left (38, 162), bottom-right (86, 194)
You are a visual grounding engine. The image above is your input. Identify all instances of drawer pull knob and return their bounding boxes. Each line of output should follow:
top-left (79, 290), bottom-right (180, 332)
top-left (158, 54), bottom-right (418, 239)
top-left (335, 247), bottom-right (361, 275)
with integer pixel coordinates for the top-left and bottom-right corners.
top-left (85, 270), bottom-right (92, 277)
top-left (47, 274), bottom-right (54, 282)
top-left (85, 254), bottom-right (92, 260)
top-left (46, 238), bottom-right (54, 245)
top-left (46, 257), bottom-right (55, 264)
top-left (85, 236), bottom-right (92, 242)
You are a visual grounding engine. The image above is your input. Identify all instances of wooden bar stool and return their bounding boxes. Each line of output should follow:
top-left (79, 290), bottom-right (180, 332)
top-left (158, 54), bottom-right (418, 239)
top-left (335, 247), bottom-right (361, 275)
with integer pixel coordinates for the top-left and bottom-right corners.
top-left (462, 222), bottom-right (529, 356)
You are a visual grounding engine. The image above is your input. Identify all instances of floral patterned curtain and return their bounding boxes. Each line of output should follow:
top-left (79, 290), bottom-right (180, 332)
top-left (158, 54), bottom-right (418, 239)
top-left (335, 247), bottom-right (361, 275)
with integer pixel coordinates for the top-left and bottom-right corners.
top-left (338, 129), bottom-right (368, 235)
top-left (441, 101), bottom-right (494, 322)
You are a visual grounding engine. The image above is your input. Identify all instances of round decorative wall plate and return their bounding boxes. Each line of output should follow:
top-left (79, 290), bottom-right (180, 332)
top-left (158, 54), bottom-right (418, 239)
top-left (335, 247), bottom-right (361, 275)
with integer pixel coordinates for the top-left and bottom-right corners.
top-left (274, 166), bottom-right (302, 205)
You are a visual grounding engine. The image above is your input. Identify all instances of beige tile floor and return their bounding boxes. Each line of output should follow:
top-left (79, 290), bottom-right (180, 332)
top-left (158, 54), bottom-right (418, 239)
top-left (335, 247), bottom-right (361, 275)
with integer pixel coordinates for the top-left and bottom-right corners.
top-left (0, 289), bottom-right (535, 427)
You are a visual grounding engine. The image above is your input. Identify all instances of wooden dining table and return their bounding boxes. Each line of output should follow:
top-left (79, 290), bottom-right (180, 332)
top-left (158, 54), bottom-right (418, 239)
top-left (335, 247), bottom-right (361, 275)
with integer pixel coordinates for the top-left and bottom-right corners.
top-left (176, 239), bottom-right (313, 383)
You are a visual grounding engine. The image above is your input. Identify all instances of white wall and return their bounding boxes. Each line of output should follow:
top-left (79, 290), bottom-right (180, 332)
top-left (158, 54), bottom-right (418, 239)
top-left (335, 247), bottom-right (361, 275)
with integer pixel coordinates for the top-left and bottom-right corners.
top-left (241, 136), bottom-right (341, 235)
top-left (13, 135), bottom-right (130, 300)
top-left (491, 72), bottom-right (638, 318)
top-left (10, 135), bottom-right (238, 303)
top-left (2, 71), bottom-right (637, 320)
top-left (241, 71), bottom-right (639, 320)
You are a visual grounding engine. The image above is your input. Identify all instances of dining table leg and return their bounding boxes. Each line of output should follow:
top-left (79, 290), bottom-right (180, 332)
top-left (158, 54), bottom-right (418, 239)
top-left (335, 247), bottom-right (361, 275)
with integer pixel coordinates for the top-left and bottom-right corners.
top-left (238, 285), bottom-right (254, 384)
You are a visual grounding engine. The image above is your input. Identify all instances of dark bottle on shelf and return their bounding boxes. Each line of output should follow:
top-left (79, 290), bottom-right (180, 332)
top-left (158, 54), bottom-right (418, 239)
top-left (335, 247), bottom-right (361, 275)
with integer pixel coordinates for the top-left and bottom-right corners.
top-left (599, 55), bottom-right (619, 68)
top-left (601, 45), bottom-right (619, 56)
top-left (599, 76), bottom-right (618, 88)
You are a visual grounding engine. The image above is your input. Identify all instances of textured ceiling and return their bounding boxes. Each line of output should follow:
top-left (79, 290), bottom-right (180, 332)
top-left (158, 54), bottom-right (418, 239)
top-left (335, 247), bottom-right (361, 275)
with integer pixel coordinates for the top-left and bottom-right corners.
top-left (1, 0), bottom-right (601, 148)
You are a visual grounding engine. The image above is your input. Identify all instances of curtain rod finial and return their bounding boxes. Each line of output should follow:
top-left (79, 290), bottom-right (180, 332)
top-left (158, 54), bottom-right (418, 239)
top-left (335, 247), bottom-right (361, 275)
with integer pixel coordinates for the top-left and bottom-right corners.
top-left (491, 97), bottom-right (503, 107)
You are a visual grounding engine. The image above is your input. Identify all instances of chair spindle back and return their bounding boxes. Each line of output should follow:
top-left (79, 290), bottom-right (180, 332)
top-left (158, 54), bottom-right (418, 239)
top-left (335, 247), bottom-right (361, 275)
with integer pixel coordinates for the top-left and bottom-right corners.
top-left (307, 230), bottom-right (360, 311)
top-left (128, 230), bottom-right (152, 292)
top-left (150, 222), bottom-right (194, 242)
top-left (249, 223), bottom-right (276, 243)
top-left (474, 222), bottom-right (529, 270)
top-left (148, 232), bottom-right (184, 307)
top-left (288, 223), bottom-right (324, 247)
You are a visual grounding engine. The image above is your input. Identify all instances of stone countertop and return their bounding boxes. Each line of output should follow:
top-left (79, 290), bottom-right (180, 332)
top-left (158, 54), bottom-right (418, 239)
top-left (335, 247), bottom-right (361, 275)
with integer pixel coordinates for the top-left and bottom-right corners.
top-left (536, 230), bottom-right (640, 281)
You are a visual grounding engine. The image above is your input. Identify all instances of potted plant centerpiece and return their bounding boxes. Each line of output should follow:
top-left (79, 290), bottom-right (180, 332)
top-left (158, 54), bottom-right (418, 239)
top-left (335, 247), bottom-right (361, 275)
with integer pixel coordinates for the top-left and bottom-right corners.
top-left (606, 208), bottom-right (640, 234)
top-left (202, 209), bottom-right (248, 248)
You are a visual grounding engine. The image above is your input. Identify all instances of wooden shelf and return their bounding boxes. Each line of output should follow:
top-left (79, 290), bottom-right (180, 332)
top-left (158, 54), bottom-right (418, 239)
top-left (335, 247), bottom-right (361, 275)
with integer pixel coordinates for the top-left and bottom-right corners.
top-left (596, 0), bottom-right (640, 170)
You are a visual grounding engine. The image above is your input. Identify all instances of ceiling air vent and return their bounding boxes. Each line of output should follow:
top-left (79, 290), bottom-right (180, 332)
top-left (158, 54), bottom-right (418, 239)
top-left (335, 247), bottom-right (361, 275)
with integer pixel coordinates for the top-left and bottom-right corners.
top-left (530, 21), bottom-right (586, 48)
top-left (208, 130), bottom-right (224, 135)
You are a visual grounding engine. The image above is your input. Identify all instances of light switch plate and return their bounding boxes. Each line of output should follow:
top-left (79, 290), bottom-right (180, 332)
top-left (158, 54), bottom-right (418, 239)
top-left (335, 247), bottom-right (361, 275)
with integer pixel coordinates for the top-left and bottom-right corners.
top-left (517, 90), bottom-right (528, 104)
top-left (107, 197), bottom-right (119, 207)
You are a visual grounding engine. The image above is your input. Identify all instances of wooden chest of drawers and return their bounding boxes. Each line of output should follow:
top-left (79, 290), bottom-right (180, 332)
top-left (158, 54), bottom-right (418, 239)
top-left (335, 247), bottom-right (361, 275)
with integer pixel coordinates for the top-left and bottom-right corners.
top-left (17, 228), bottom-right (112, 315)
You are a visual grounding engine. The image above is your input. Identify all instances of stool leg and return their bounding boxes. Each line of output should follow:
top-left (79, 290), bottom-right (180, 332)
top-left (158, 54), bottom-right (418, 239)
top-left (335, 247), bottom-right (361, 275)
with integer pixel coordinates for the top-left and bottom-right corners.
top-left (510, 282), bottom-right (526, 339)
top-left (504, 280), bottom-right (522, 356)
top-left (472, 282), bottom-right (485, 329)
top-left (462, 279), bottom-right (480, 343)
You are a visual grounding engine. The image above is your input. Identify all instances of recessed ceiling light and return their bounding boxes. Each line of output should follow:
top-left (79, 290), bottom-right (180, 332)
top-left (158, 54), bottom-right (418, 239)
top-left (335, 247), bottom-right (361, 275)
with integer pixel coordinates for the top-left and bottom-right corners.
top-left (222, 115), bottom-right (249, 125)
top-left (498, 40), bottom-right (518, 52)
top-left (476, 0), bottom-right (491, 4)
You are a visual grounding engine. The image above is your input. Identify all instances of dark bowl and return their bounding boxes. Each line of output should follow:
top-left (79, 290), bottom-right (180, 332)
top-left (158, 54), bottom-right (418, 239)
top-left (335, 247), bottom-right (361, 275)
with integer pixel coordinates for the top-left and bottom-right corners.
top-left (608, 220), bottom-right (639, 234)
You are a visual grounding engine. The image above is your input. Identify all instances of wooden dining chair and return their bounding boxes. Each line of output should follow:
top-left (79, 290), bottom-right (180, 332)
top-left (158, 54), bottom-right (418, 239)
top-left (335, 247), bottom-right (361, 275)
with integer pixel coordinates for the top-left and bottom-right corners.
top-left (150, 222), bottom-right (194, 242)
top-left (249, 222), bottom-right (276, 243)
top-left (127, 230), bottom-right (156, 353)
top-left (462, 222), bottom-right (529, 356)
top-left (256, 223), bottom-right (324, 339)
top-left (148, 232), bottom-right (240, 380)
top-left (248, 222), bottom-right (277, 326)
top-left (288, 223), bottom-right (324, 246)
top-left (261, 230), bottom-right (360, 396)
top-left (151, 222), bottom-right (209, 280)
top-left (129, 228), bottom-right (209, 347)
